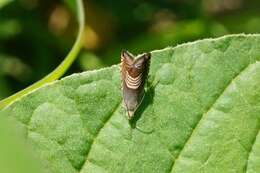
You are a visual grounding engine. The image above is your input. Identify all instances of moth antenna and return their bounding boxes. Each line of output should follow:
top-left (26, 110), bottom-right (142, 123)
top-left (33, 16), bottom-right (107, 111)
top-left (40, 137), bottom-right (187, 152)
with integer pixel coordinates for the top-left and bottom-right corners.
top-left (119, 107), bottom-right (123, 116)
top-left (146, 74), bottom-right (160, 90)
top-left (133, 123), bottom-right (154, 134)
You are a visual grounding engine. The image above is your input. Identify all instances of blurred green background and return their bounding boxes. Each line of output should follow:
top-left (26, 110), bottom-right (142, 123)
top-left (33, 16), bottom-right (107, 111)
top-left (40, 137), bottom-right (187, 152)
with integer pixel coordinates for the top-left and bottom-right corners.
top-left (1, 0), bottom-right (260, 100)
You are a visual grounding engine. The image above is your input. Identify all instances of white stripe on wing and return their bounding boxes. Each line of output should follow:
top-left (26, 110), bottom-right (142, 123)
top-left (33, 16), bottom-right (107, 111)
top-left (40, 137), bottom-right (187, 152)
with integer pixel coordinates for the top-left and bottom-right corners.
top-left (125, 71), bottom-right (142, 89)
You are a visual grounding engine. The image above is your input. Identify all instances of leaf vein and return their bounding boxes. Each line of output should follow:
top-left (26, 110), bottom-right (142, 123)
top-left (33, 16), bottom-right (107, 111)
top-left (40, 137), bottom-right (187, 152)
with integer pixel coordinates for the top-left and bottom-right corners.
top-left (245, 128), bottom-right (260, 173)
top-left (27, 130), bottom-right (78, 172)
top-left (168, 62), bottom-right (254, 173)
top-left (78, 100), bottom-right (122, 173)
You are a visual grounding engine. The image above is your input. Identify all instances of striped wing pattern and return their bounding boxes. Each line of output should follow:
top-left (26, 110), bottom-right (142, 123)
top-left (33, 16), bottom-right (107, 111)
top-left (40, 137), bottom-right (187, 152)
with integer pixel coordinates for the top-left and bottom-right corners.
top-left (121, 50), bottom-right (151, 119)
top-left (125, 71), bottom-right (142, 89)
top-left (121, 51), bottom-right (149, 90)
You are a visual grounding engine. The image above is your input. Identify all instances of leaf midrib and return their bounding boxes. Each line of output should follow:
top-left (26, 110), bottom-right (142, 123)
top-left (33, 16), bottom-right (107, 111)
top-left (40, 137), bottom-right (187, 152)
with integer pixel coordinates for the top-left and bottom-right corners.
top-left (78, 101), bottom-right (122, 173)
top-left (245, 129), bottom-right (260, 173)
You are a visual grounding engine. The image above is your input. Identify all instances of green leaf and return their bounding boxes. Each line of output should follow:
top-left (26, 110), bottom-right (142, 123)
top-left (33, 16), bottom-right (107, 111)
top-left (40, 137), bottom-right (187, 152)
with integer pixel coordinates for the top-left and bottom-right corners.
top-left (0, 0), bottom-right (85, 109)
top-left (3, 34), bottom-right (260, 173)
top-left (0, 116), bottom-right (44, 173)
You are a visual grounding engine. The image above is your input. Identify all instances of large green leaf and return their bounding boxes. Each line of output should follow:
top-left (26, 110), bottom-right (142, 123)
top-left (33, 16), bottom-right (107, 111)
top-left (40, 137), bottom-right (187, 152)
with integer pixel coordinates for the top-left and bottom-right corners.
top-left (3, 34), bottom-right (260, 173)
top-left (0, 116), bottom-right (44, 173)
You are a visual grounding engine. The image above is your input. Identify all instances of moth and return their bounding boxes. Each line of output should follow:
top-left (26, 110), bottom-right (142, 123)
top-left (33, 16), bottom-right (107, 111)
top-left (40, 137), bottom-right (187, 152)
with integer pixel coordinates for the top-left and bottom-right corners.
top-left (121, 50), bottom-right (151, 120)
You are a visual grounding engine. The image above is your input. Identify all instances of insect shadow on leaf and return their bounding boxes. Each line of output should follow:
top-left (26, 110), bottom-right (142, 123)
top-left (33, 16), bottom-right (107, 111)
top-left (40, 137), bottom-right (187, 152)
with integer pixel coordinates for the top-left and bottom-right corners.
top-left (128, 79), bottom-right (158, 134)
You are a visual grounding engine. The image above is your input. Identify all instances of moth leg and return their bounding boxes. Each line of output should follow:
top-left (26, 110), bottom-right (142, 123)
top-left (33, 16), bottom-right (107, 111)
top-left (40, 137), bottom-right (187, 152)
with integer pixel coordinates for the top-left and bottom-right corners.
top-left (119, 103), bottom-right (126, 115)
top-left (146, 75), bottom-right (159, 91)
top-left (135, 125), bottom-right (154, 134)
top-left (120, 104), bottom-right (133, 139)
top-left (122, 100), bottom-right (133, 120)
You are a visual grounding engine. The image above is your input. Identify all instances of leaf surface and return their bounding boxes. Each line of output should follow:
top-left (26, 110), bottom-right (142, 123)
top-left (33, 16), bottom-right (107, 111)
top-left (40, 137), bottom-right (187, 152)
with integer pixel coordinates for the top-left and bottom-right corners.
top-left (3, 34), bottom-right (260, 173)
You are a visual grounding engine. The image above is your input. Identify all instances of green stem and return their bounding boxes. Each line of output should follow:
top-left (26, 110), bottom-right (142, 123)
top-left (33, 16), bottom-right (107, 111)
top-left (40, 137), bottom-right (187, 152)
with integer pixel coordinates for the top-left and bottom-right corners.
top-left (0, 0), bottom-right (85, 110)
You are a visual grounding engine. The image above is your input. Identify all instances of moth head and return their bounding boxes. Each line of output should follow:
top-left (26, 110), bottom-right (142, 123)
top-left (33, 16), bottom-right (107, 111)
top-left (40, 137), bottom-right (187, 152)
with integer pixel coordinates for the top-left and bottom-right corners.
top-left (121, 50), bottom-right (151, 78)
top-left (134, 52), bottom-right (151, 69)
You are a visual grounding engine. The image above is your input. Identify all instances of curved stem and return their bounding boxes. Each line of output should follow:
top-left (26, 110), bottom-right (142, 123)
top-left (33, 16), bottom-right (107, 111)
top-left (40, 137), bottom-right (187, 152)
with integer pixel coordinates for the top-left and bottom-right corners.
top-left (0, 0), bottom-right (85, 110)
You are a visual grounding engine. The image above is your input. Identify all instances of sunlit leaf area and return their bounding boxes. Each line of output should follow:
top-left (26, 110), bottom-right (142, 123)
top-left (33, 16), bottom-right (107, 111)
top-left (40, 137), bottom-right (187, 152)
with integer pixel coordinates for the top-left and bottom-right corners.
top-left (0, 1), bottom-right (260, 173)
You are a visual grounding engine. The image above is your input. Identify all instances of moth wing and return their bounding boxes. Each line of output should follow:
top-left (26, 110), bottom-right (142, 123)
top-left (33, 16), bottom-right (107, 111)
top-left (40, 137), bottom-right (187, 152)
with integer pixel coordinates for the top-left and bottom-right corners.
top-left (134, 53), bottom-right (151, 85)
top-left (121, 50), bottom-right (134, 65)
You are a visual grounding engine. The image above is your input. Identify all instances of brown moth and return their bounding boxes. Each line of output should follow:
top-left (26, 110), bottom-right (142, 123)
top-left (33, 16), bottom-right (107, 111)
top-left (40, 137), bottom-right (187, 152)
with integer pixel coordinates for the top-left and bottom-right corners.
top-left (121, 50), bottom-right (151, 119)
